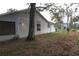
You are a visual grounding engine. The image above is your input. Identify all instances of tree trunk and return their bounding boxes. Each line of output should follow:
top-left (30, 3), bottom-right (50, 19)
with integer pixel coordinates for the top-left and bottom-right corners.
top-left (27, 3), bottom-right (36, 40)
top-left (67, 15), bottom-right (70, 32)
top-left (69, 15), bottom-right (73, 29)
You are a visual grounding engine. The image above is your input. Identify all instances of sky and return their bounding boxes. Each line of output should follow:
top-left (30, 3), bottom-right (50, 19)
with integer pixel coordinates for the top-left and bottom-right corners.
top-left (0, 0), bottom-right (79, 23)
top-left (0, 0), bottom-right (79, 14)
top-left (40, 3), bottom-right (79, 23)
top-left (0, 0), bottom-right (28, 14)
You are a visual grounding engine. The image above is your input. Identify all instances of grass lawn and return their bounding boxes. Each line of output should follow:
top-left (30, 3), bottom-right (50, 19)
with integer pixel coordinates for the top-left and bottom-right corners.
top-left (0, 32), bottom-right (79, 56)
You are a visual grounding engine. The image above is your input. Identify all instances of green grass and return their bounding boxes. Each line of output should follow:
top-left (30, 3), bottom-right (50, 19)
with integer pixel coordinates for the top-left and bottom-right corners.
top-left (0, 32), bottom-right (79, 55)
top-left (38, 32), bottom-right (68, 40)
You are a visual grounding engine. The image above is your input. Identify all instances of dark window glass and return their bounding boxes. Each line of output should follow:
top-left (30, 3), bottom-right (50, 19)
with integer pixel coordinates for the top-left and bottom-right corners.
top-left (37, 24), bottom-right (41, 31)
top-left (48, 24), bottom-right (50, 28)
top-left (0, 21), bottom-right (15, 35)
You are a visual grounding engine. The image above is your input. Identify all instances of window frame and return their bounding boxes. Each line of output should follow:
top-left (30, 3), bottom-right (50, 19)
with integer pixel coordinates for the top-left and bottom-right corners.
top-left (37, 23), bottom-right (41, 31)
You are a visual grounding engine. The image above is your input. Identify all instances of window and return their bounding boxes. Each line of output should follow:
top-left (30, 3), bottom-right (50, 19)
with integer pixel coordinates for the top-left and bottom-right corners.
top-left (0, 21), bottom-right (15, 35)
top-left (48, 24), bottom-right (50, 28)
top-left (37, 24), bottom-right (41, 31)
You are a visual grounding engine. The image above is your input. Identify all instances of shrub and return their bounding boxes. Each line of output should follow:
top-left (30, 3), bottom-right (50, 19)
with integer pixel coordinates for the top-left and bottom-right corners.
top-left (71, 29), bottom-right (77, 32)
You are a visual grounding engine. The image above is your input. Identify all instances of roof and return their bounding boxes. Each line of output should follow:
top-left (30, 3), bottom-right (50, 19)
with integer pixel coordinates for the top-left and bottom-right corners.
top-left (0, 8), bottom-right (54, 24)
top-left (0, 9), bottom-right (28, 16)
top-left (36, 10), bottom-right (54, 24)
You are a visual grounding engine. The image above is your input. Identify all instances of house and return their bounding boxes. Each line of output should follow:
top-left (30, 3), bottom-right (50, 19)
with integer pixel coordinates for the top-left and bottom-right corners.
top-left (0, 9), bottom-right (55, 41)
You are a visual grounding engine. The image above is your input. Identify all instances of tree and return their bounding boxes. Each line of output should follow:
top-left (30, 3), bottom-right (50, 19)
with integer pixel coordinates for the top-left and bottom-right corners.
top-left (44, 3), bottom-right (65, 31)
top-left (38, 3), bottom-right (78, 31)
top-left (27, 3), bottom-right (36, 40)
top-left (37, 3), bottom-right (79, 31)
top-left (64, 3), bottom-right (79, 31)
top-left (7, 8), bottom-right (17, 13)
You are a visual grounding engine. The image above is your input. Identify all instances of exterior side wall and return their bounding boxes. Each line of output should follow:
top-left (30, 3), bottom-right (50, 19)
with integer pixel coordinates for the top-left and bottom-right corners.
top-left (0, 14), bottom-right (17, 41)
top-left (50, 24), bottom-right (55, 32)
top-left (0, 10), bottom-right (55, 41)
top-left (34, 12), bottom-right (50, 35)
top-left (16, 11), bottom-right (29, 38)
